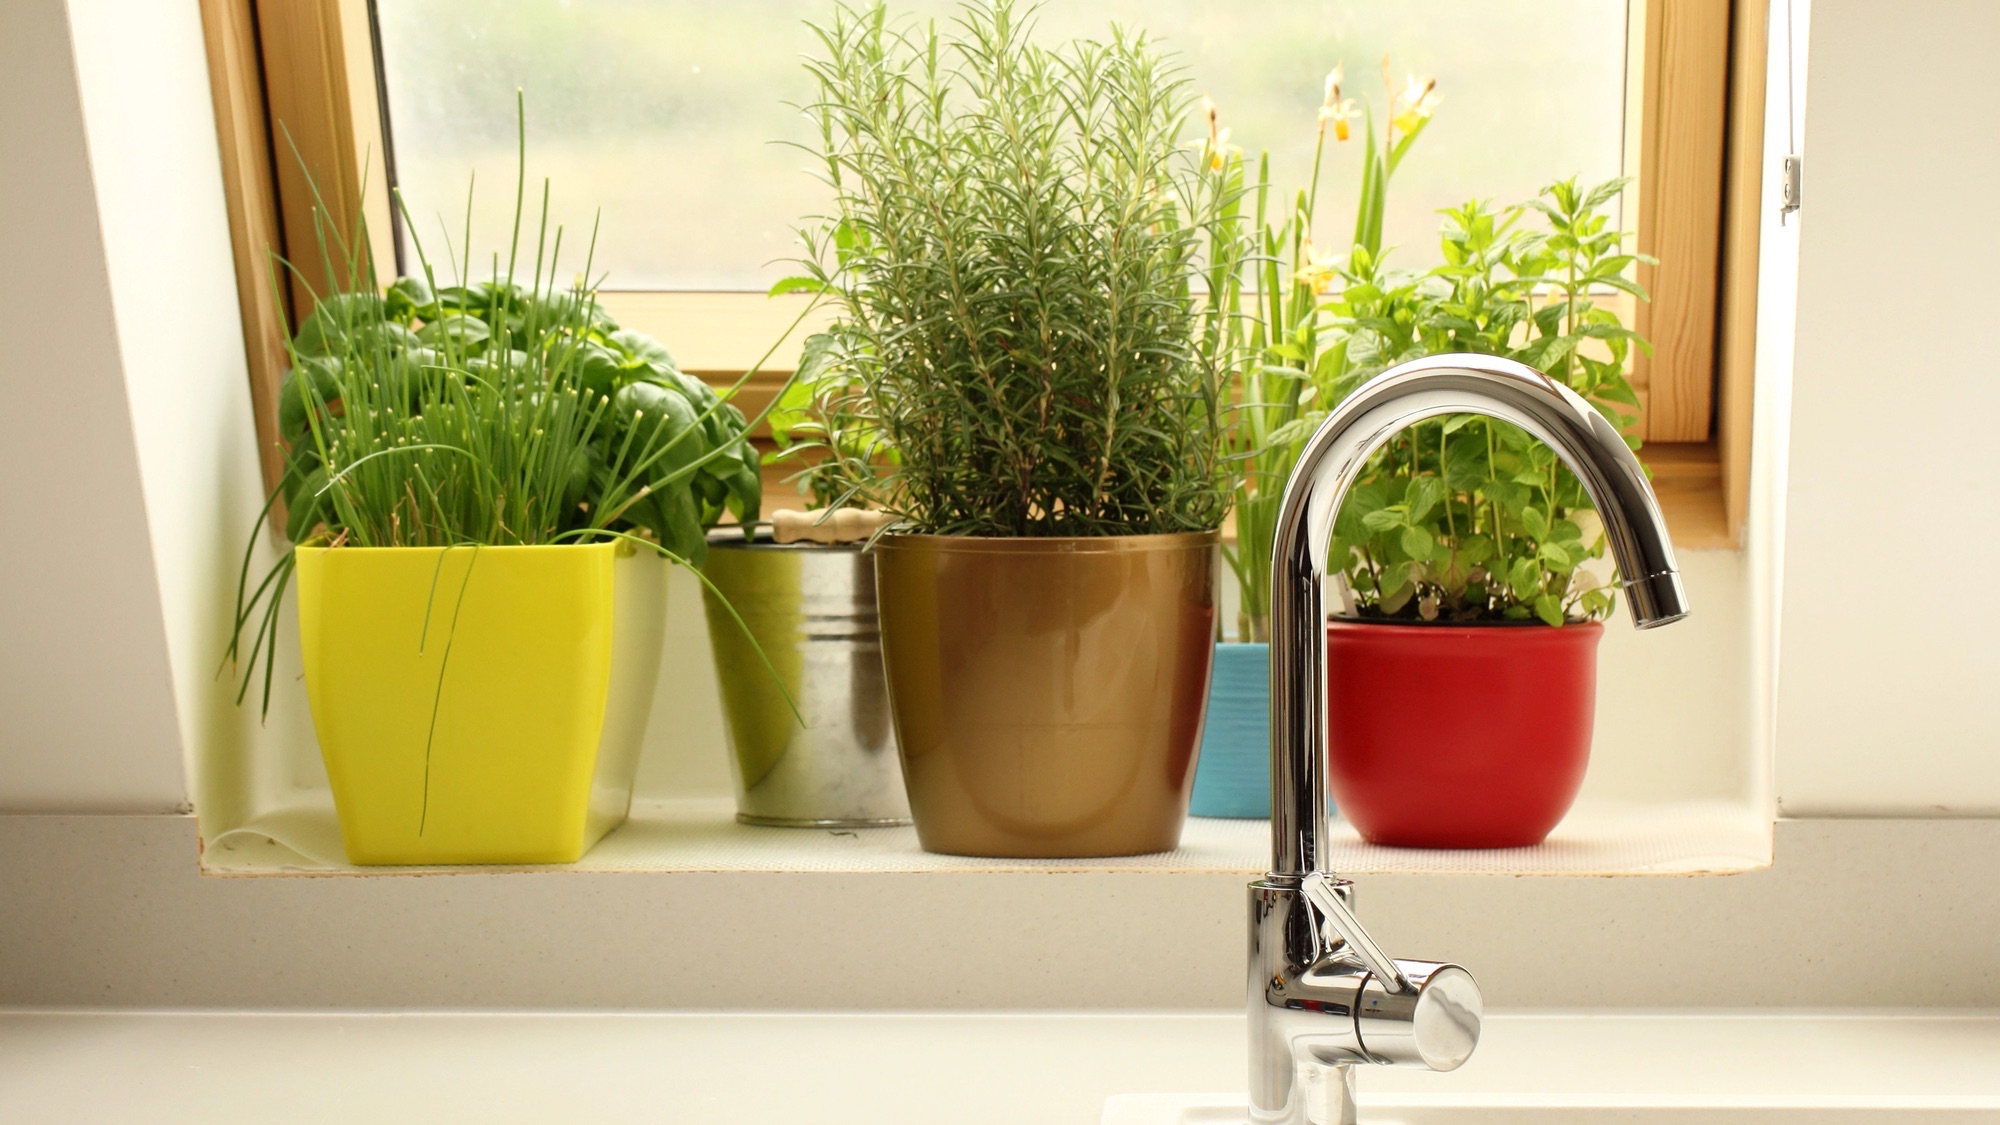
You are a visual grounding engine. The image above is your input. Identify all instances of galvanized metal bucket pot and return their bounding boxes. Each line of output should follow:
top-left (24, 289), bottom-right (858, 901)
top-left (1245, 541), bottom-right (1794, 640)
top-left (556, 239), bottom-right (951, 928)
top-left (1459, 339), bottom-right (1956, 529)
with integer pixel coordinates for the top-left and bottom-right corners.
top-left (699, 530), bottom-right (910, 827)
top-left (874, 531), bottom-right (1219, 858)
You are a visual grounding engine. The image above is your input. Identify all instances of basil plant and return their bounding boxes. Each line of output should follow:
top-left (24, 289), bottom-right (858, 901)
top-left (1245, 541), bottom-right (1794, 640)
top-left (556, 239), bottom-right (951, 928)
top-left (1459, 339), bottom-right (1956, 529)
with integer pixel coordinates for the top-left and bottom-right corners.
top-left (275, 277), bottom-right (761, 563)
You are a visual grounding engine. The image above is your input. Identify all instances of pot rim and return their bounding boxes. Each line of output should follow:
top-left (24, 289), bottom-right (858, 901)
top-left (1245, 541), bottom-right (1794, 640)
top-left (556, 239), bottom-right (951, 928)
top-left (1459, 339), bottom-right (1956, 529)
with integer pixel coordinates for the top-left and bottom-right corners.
top-left (1327, 615), bottom-right (1604, 634)
top-left (878, 528), bottom-right (1220, 554)
top-left (293, 541), bottom-right (618, 557)
top-left (705, 525), bottom-right (862, 552)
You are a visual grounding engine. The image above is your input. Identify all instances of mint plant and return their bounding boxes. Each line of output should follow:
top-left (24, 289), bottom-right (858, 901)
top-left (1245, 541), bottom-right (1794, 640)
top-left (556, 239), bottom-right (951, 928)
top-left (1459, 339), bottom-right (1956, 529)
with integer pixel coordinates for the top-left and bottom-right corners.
top-left (1202, 59), bottom-right (1650, 632)
top-left (1325, 176), bottom-right (1652, 624)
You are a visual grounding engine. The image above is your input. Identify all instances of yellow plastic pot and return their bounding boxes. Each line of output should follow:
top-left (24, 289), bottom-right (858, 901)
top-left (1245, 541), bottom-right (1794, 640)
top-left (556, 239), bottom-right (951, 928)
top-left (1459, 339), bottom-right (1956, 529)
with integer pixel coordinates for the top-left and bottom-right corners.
top-left (294, 542), bottom-right (664, 865)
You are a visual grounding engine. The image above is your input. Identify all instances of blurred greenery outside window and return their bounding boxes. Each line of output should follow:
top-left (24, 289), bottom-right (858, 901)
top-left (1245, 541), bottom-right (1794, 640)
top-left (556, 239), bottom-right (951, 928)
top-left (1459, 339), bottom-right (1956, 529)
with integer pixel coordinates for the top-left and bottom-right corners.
top-left (374, 0), bottom-right (1630, 295)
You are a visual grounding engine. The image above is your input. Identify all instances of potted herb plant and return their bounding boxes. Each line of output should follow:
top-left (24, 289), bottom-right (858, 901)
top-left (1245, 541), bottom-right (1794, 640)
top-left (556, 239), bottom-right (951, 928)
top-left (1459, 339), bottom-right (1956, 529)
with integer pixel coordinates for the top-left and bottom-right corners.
top-left (695, 335), bottom-right (910, 828)
top-left (1190, 65), bottom-right (1439, 819)
top-left (787, 0), bottom-right (1235, 858)
top-left (228, 116), bottom-right (768, 865)
top-left (1317, 174), bottom-right (1653, 848)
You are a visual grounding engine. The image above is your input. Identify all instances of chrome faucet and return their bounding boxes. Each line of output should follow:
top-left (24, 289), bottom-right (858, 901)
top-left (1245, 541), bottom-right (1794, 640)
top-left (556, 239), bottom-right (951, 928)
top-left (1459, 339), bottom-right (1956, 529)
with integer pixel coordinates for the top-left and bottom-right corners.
top-left (1250, 353), bottom-right (1690, 1124)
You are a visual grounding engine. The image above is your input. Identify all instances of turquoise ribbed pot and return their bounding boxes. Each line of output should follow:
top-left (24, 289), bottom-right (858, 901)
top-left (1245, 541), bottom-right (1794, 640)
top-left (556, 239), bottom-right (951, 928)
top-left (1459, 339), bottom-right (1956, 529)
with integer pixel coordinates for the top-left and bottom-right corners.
top-left (1189, 641), bottom-right (1274, 819)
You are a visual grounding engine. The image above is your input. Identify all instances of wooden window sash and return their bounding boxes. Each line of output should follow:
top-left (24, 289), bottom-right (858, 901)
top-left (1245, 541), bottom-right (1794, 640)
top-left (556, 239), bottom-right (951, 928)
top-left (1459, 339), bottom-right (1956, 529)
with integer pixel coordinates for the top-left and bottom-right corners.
top-left (1715, 0), bottom-right (1771, 541)
top-left (1631, 0), bottom-right (1732, 445)
top-left (198, 0), bottom-right (289, 502)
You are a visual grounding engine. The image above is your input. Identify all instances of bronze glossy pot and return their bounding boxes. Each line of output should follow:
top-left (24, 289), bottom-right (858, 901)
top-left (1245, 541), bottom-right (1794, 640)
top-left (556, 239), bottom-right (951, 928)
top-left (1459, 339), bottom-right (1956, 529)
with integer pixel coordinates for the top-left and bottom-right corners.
top-left (874, 531), bottom-right (1219, 858)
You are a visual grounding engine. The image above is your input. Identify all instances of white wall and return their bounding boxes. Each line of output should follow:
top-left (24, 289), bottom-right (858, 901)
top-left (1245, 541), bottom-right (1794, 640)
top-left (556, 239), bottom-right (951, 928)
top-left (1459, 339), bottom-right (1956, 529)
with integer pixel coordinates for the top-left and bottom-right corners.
top-left (62, 0), bottom-right (291, 829)
top-left (1747, 0), bottom-right (1809, 821)
top-left (9, 0), bottom-right (1997, 823)
top-left (1775, 0), bottom-right (2000, 814)
top-left (0, 0), bottom-right (189, 811)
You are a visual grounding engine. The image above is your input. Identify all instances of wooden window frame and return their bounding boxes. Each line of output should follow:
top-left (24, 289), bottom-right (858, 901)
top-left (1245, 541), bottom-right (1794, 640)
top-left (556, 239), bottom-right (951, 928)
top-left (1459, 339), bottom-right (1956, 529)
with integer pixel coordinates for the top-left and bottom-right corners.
top-left (1625, 0), bottom-right (1769, 548)
top-left (202, 0), bottom-right (1767, 547)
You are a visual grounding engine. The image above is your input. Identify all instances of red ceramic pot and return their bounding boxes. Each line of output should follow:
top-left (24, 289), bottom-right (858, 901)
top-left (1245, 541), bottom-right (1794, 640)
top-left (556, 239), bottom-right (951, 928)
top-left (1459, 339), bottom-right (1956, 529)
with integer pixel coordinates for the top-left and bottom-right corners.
top-left (1326, 619), bottom-right (1602, 848)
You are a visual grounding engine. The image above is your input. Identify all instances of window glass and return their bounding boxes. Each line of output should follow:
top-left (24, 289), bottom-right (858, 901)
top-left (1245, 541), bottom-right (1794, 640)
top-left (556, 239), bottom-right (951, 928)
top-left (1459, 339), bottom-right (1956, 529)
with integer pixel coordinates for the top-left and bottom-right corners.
top-left (376, 0), bottom-right (1628, 291)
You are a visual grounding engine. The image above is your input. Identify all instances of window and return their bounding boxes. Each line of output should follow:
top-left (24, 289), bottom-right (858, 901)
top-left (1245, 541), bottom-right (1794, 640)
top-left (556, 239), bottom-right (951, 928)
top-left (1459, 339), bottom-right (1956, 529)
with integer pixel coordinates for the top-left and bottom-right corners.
top-left (200, 0), bottom-right (1764, 545)
top-left (374, 0), bottom-right (1626, 290)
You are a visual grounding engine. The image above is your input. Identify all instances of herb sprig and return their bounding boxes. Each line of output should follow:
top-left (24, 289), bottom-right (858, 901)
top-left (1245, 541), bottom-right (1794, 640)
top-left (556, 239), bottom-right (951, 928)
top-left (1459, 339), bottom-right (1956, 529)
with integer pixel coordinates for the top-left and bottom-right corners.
top-left (777, 0), bottom-right (1237, 537)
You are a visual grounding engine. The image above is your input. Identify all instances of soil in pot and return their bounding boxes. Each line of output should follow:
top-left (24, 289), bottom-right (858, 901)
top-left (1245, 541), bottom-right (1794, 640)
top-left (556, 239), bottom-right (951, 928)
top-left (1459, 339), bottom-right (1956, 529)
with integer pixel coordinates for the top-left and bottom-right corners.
top-left (875, 531), bottom-right (1218, 858)
top-left (1326, 618), bottom-right (1601, 848)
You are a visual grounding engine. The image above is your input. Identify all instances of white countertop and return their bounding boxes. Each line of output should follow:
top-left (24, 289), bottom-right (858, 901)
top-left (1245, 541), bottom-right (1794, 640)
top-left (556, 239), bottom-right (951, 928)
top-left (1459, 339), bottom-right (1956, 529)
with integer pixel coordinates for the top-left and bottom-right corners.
top-left (4, 1010), bottom-right (1996, 1124)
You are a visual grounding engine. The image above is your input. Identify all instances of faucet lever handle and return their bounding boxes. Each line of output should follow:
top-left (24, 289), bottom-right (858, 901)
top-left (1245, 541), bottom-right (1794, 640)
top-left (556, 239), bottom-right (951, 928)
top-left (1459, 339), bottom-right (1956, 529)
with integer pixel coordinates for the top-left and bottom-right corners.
top-left (1301, 872), bottom-right (1414, 995)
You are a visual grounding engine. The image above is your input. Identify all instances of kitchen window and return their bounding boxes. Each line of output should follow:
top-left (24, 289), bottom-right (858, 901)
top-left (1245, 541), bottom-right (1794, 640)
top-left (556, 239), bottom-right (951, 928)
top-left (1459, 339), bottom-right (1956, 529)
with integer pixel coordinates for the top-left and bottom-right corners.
top-left (201, 0), bottom-right (1763, 546)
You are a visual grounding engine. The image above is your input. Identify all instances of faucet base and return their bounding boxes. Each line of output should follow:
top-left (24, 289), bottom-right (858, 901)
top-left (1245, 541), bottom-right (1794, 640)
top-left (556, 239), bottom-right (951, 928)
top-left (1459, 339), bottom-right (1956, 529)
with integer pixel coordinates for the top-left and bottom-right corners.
top-left (1248, 879), bottom-right (1369, 1123)
top-left (1247, 878), bottom-right (1484, 1121)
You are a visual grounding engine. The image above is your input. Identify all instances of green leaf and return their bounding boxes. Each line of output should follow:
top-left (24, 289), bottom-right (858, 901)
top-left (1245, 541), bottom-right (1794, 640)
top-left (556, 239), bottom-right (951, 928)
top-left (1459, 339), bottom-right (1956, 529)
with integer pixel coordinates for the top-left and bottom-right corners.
top-left (1380, 577), bottom-right (1416, 615)
top-left (767, 275), bottom-right (830, 297)
top-left (720, 441), bottom-right (763, 522)
top-left (384, 276), bottom-right (435, 319)
top-left (1347, 481), bottom-right (1389, 515)
top-left (1581, 176), bottom-right (1632, 211)
top-left (1521, 506), bottom-right (1550, 540)
top-left (1380, 560), bottom-right (1412, 595)
top-left (1533, 593), bottom-right (1565, 626)
top-left (1404, 476), bottom-right (1446, 523)
top-left (610, 329), bottom-right (678, 373)
top-left (1577, 321), bottom-right (1641, 342)
top-left (1594, 379), bottom-right (1643, 410)
top-left (415, 313), bottom-right (491, 348)
top-left (1508, 557), bottom-right (1541, 600)
top-left (613, 380), bottom-right (705, 475)
top-left (277, 356), bottom-right (345, 444)
top-left (1361, 508), bottom-right (1405, 533)
top-left (284, 466), bottom-right (328, 542)
top-left (574, 342), bottom-right (627, 399)
top-left (291, 292), bottom-right (387, 356)
top-left (1400, 524), bottom-right (1435, 560)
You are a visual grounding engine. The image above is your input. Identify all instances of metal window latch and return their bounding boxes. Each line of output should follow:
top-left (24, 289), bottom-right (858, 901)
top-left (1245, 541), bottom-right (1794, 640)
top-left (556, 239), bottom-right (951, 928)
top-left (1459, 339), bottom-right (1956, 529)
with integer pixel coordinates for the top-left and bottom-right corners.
top-left (1780, 154), bottom-right (1803, 222)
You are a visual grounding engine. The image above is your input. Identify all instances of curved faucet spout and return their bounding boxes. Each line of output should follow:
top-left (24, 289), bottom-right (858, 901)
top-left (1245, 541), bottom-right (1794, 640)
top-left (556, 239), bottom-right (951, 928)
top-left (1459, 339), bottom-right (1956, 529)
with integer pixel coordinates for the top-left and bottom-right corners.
top-left (1247, 353), bottom-right (1689, 1123)
top-left (1267, 352), bottom-right (1689, 880)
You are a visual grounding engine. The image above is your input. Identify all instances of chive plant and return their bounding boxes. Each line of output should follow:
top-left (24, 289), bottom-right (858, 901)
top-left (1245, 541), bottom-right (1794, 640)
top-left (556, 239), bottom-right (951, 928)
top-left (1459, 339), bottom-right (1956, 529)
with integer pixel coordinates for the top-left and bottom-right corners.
top-left (227, 99), bottom-right (789, 715)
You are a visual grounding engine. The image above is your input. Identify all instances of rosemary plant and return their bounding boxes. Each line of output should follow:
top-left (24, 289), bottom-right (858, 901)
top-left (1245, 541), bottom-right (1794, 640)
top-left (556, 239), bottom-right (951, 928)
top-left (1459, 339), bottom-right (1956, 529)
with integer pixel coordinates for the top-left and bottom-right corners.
top-left (780, 0), bottom-right (1236, 537)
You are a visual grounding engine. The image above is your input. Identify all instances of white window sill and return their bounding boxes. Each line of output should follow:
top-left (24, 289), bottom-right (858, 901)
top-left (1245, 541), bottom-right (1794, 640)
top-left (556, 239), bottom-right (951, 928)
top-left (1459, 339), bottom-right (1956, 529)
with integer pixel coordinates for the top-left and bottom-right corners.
top-left (199, 796), bottom-right (1770, 877)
